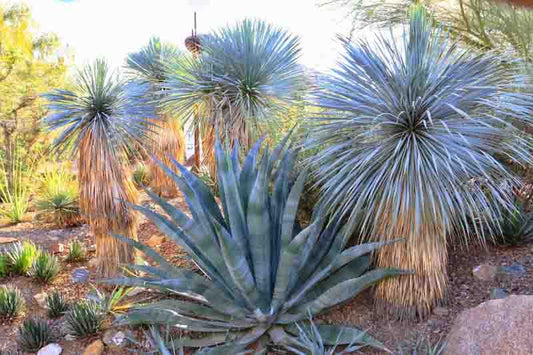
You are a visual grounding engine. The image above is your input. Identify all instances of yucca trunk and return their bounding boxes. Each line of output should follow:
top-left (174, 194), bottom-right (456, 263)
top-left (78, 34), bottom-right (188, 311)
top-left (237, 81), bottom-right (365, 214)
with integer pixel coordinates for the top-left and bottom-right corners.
top-left (149, 115), bottom-right (186, 197)
top-left (201, 112), bottom-right (253, 180)
top-left (373, 208), bottom-right (448, 320)
top-left (79, 130), bottom-right (139, 278)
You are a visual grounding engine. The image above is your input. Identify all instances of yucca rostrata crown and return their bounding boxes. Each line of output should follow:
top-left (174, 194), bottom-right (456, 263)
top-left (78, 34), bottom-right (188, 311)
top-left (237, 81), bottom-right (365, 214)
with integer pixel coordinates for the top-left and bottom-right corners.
top-left (108, 136), bottom-right (405, 353)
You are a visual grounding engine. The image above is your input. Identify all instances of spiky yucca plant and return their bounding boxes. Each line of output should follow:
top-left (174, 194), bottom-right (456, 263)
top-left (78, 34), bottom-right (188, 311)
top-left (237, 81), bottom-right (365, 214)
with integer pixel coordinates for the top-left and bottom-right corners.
top-left (107, 137), bottom-right (402, 353)
top-left (34, 163), bottom-right (81, 227)
top-left (6, 241), bottom-right (38, 276)
top-left (30, 251), bottom-right (60, 284)
top-left (280, 316), bottom-right (371, 354)
top-left (127, 37), bottom-right (186, 197)
top-left (17, 318), bottom-right (55, 352)
top-left (0, 286), bottom-right (25, 319)
top-left (66, 240), bottom-right (86, 262)
top-left (45, 291), bottom-right (69, 318)
top-left (162, 19), bottom-right (303, 177)
top-left (305, 7), bottom-right (533, 319)
top-left (43, 59), bottom-right (155, 277)
top-left (65, 300), bottom-right (105, 337)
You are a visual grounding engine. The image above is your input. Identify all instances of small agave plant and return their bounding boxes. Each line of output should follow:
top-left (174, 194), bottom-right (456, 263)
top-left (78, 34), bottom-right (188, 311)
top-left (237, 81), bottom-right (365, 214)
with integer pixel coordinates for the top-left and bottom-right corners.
top-left (108, 136), bottom-right (404, 353)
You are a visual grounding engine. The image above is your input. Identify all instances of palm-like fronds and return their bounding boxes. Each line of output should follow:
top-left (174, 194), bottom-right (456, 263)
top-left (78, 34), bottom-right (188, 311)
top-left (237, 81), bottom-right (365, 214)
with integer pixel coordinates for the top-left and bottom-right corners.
top-left (127, 38), bottom-right (186, 197)
top-left (44, 59), bottom-right (154, 156)
top-left (162, 19), bottom-right (302, 175)
top-left (305, 8), bottom-right (533, 319)
top-left (106, 136), bottom-right (402, 353)
top-left (43, 59), bottom-right (156, 277)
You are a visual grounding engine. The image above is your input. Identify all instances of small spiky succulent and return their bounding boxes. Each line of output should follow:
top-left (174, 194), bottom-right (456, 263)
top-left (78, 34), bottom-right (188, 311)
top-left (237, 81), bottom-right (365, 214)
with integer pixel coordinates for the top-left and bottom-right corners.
top-left (65, 301), bottom-right (105, 337)
top-left (0, 286), bottom-right (25, 319)
top-left (132, 162), bottom-right (152, 188)
top-left (17, 318), bottom-right (55, 352)
top-left (6, 241), bottom-right (38, 276)
top-left (30, 252), bottom-right (60, 284)
top-left (45, 291), bottom-right (70, 319)
top-left (66, 240), bottom-right (86, 262)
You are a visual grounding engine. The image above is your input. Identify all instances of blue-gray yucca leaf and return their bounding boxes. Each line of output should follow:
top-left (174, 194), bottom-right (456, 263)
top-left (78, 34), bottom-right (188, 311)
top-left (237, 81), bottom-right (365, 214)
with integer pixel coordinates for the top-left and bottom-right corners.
top-left (43, 59), bottom-right (157, 156)
top-left (306, 11), bottom-right (533, 243)
top-left (161, 19), bottom-right (303, 131)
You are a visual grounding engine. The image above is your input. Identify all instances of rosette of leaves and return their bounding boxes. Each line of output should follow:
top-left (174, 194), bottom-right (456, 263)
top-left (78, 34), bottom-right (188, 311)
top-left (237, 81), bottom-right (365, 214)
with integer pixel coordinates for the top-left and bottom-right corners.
top-left (107, 136), bottom-right (404, 353)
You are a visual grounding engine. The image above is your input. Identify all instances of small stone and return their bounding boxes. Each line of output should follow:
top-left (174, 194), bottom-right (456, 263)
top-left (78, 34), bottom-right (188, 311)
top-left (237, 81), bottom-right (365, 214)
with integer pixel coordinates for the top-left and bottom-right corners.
top-left (103, 329), bottom-right (128, 347)
top-left (490, 288), bottom-right (509, 300)
top-left (433, 307), bottom-right (449, 316)
top-left (145, 235), bottom-right (166, 248)
top-left (34, 292), bottom-right (48, 308)
top-left (64, 334), bottom-right (76, 341)
top-left (37, 343), bottom-right (62, 355)
top-left (82, 340), bottom-right (104, 355)
top-left (71, 268), bottom-right (90, 283)
top-left (87, 258), bottom-right (98, 268)
top-left (87, 244), bottom-right (96, 252)
top-left (473, 264), bottom-right (498, 281)
top-left (52, 243), bottom-right (65, 254)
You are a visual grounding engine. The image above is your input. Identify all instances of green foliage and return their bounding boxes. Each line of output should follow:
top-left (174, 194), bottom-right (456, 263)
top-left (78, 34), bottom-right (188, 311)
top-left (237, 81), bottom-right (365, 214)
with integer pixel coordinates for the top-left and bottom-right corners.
top-left (107, 137), bottom-right (402, 352)
top-left (0, 285), bottom-right (25, 319)
top-left (493, 197), bottom-right (533, 246)
top-left (142, 327), bottom-right (186, 355)
top-left (395, 336), bottom-right (446, 355)
top-left (0, 4), bottom-right (68, 215)
top-left (66, 240), bottom-right (86, 262)
top-left (281, 316), bottom-right (378, 354)
top-left (30, 251), bottom-right (60, 284)
top-left (0, 253), bottom-right (8, 277)
top-left (35, 163), bottom-right (80, 227)
top-left (45, 291), bottom-right (70, 319)
top-left (65, 300), bottom-right (105, 337)
top-left (87, 286), bottom-right (134, 315)
top-left (132, 162), bottom-right (152, 188)
top-left (6, 241), bottom-right (38, 275)
top-left (0, 147), bottom-right (32, 224)
top-left (17, 318), bottom-right (55, 352)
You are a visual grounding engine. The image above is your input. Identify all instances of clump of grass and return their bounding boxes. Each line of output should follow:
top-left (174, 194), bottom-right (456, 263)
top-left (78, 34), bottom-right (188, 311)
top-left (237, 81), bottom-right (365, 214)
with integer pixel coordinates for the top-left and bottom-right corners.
top-left (34, 164), bottom-right (81, 228)
top-left (45, 291), bottom-right (70, 319)
top-left (65, 240), bottom-right (86, 262)
top-left (17, 317), bottom-right (55, 352)
top-left (6, 241), bottom-right (38, 275)
top-left (0, 254), bottom-right (8, 277)
top-left (132, 162), bottom-right (151, 188)
top-left (30, 251), bottom-right (60, 284)
top-left (65, 300), bottom-right (105, 337)
top-left (0, 150), bottom-right (32, 224)
top-left (0, 285), bottom-right (25, 319)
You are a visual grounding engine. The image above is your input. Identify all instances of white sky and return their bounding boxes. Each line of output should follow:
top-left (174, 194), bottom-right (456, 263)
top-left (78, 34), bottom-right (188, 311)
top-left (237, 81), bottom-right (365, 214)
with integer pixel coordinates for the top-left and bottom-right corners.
top-left (22, 0), bottom-right (365, 72)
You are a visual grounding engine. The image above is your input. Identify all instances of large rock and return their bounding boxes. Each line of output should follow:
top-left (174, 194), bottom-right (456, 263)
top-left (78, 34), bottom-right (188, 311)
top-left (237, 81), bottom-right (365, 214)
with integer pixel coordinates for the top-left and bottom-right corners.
top-left (445, 295), bottom-right (533, 355)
